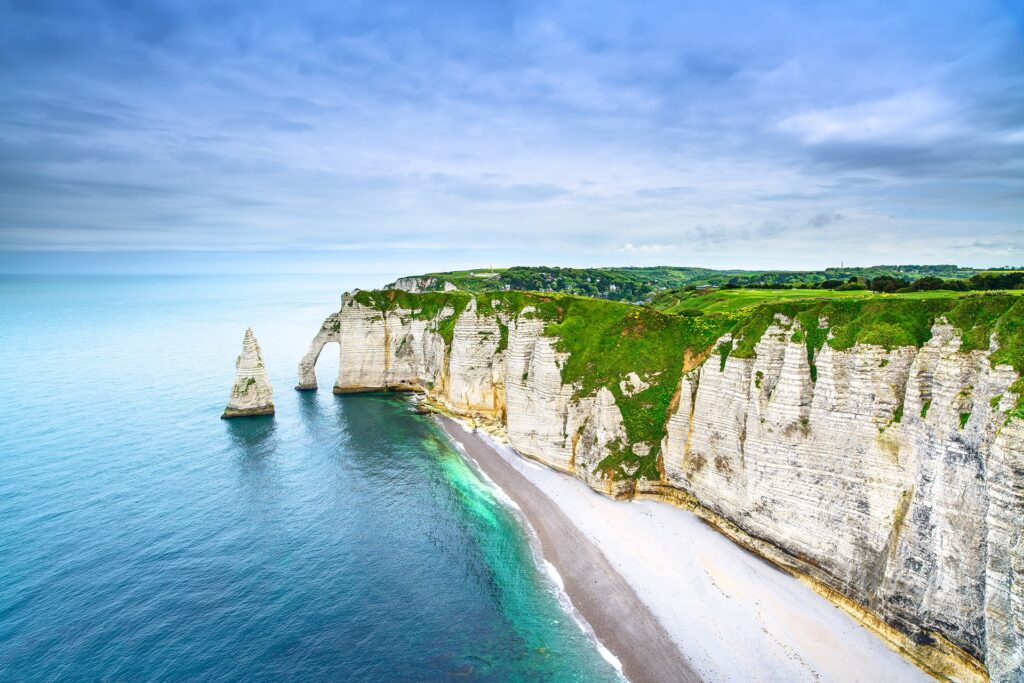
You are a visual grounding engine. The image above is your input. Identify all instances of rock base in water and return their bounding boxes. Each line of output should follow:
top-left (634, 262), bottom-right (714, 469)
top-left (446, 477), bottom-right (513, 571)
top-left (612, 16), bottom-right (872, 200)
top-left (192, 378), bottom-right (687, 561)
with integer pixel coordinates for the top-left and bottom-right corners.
top-left (221, 406), bottom-right (275, 419)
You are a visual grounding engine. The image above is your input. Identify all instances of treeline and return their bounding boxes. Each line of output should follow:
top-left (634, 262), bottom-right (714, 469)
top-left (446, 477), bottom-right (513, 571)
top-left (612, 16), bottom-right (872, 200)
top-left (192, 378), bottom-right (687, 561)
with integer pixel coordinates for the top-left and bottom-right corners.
top-left (499, 266), bottom-right (706, 301)
top-left (494, 265), bottom-right (989, 300)
top-left (818, 272), bottom-right (1024, 293)
top-left (714, 265), bottom-right (978, 289)
top-left (411, 264), bottom-right (1021, 301)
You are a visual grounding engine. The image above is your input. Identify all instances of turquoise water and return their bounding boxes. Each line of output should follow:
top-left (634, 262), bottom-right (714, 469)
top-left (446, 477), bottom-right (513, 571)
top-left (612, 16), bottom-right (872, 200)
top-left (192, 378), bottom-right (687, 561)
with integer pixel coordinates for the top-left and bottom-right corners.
top-left (0, 275), bottom-right (619, 682)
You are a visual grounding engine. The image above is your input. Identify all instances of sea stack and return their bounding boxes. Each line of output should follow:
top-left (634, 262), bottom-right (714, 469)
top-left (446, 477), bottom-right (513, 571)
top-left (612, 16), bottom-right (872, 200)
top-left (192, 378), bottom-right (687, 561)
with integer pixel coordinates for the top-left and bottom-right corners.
top-left (222, 328), bottom-right (275, 419)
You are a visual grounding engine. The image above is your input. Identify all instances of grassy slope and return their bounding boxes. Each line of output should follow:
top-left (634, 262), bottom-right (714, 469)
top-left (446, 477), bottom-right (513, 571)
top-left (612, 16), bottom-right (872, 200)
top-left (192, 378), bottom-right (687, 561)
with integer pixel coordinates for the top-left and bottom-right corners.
top-left (542, 297), bottom-right (737, 479)
top-left (353, 288), bottom-right (1024, 478)
top-left (652, 288), bottom-right (874, 314)
top-left (648, 286), bottom-right (1016, 315)
top-left (722, 292), bottom-right (1024, 422)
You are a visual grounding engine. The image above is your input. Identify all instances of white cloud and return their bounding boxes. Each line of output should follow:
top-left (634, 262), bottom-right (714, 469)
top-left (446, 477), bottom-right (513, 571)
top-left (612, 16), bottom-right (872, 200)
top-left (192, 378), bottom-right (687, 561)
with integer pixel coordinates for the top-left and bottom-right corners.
top-left (777, 90), bottom-right (959, 145)
top-left (1000, 129), bottom-right (1024, 144)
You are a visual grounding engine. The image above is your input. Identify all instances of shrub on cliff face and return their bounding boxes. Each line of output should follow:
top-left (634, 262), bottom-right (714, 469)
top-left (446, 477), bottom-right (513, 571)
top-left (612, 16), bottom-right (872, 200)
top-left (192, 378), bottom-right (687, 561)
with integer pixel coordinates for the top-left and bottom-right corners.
top-left (353, 288), bottom-right (472, 348)
top-left (544, 297), bottom-right (738, 479)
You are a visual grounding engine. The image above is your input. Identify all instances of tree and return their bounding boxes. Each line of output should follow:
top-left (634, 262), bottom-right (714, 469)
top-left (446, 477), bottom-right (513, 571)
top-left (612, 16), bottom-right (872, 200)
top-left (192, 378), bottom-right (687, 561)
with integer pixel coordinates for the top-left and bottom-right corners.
top-left (869, 276), bottom-right (908, 293)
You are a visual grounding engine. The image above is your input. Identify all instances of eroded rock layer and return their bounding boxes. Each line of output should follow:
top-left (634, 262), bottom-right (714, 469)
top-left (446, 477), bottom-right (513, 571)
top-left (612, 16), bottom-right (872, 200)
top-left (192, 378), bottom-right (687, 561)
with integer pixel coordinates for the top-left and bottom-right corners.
top-left (298, 292), bottom-right (1024, 681)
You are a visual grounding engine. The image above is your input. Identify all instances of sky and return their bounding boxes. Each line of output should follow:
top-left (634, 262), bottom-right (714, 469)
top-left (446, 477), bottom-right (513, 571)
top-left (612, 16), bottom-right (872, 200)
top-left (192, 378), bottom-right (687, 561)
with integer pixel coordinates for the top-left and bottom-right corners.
top-left (1, 0), bottom-right (1022, 275)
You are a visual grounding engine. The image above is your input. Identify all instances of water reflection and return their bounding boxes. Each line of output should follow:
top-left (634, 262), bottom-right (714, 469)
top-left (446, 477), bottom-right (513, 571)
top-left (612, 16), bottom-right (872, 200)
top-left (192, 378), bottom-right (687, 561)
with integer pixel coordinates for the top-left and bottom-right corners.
top-left (296, 388), bottom-right (351, 450)
top-left (226, 415), bottom-right (282, 511)
top-left (296, 389), bottom-right (324, 443)
top-left (225, 415), bottom-right (278, 463)
top-left (297, 389), bottom-right (320, 422)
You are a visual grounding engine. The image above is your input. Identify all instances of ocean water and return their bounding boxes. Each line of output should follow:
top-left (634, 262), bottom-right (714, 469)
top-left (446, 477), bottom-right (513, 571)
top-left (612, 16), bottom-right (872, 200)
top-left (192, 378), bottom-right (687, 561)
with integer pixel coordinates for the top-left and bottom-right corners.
top-left (0, 275), bottom-right (620, 682)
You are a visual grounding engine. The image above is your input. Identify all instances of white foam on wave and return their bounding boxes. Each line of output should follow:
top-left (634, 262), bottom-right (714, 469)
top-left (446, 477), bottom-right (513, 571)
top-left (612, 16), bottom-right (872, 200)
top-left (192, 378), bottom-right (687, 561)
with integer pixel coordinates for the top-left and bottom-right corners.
top-left (472, 465), bottom-right (522, 512)
top-left (437, 417), bottom-right (625, 679)
top-left (543, 559), bottom-right (564, 590)
top-left (595, 641), bottom-right (625, 675)
top-left (539, 544), bottom-right (623, 677)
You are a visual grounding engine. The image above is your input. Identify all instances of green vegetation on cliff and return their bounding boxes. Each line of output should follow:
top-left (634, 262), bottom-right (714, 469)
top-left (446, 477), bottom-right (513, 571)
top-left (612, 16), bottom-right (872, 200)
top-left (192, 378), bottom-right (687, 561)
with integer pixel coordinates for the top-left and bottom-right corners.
top-left (722, 293), bottom-right (1024, 415)
top-left (722, 292), bottom-right (1023, 357)
top-left (543, 297), bottom-right (738, 480)
top-left (354, 287), bottom-right (1024, 477)
top-left (652, 287), bottom-right (874, 314)
top-left (353, 288), bottom-right (473, 347)
top-left (353, 287), bottom-right (739, 479)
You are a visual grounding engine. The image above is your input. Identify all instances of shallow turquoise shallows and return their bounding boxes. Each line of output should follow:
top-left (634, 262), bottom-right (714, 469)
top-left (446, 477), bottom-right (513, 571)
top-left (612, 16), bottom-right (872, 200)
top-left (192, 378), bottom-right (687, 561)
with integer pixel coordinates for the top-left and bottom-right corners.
top-left (0, 275), bottom-right (619, 682)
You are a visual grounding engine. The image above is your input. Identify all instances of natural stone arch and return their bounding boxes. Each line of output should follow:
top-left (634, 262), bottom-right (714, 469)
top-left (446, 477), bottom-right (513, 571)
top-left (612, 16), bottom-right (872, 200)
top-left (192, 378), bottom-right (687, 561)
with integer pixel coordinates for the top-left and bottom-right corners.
top-left (296, 311), bottom-right (342, 390)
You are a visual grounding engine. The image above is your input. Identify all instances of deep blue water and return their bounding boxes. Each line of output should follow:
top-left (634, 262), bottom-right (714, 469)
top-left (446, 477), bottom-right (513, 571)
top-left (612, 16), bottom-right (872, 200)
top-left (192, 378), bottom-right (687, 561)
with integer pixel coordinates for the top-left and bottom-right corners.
top-left (0, 275), bottom-right (619, 682)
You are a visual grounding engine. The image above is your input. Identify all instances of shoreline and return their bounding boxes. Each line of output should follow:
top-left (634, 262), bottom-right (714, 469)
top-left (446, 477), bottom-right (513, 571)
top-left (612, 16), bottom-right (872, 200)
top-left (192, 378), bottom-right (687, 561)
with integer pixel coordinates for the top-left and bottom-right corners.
top-left (438, 416), bottom-right (700, 683)
top-left (438, 415), bottom-right (929, 683)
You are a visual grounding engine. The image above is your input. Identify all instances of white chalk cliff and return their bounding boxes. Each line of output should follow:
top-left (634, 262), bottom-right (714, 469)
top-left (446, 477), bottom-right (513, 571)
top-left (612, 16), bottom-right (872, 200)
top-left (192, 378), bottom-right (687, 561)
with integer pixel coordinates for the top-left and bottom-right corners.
top-left (387, 276), bottom-right (458, 293)
top-left (298, 293), bottom-right (1024, 682)
top-left (222, 328), bottom-right (274, 418)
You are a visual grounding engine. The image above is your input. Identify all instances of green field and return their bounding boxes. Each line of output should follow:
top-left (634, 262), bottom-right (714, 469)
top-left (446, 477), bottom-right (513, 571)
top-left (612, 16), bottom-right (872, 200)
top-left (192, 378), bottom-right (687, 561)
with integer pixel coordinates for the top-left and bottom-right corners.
top-left (651, 288), bottom-right (871, 314)
top-left (650, 287), bottom-right (1024, 315)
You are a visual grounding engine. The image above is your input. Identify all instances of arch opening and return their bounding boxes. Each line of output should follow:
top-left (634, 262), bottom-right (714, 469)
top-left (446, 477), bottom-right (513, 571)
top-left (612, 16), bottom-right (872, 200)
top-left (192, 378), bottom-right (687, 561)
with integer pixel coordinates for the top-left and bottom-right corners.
top-left (296, 317), bottom-right (342, 390)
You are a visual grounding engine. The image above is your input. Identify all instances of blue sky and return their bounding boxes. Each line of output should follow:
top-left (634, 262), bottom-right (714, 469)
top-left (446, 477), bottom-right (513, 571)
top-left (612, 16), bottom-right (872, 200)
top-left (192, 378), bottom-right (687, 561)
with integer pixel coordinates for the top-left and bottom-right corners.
top-left (1, 0), bottom-right (1022, 275)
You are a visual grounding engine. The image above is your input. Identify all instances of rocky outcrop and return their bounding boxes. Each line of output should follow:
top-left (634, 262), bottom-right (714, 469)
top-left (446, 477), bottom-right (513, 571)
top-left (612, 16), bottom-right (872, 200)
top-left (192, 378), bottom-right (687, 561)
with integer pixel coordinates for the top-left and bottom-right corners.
top-left (389, 276), bottom-right (436, 293)
top-left (222, 328), bottom-right (274, 418)
top-left (296, 304), bottom-right (342, 390)
top-left (388, 276), bottom-right (457, 293)
top-left (299, 294), bottom-right (1024, 681)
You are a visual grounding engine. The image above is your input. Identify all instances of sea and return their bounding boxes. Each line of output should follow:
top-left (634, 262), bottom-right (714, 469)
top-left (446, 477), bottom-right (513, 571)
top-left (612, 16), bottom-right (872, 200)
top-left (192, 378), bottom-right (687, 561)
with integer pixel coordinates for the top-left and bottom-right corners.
top-left (0, 275), bottom-right (621, 682)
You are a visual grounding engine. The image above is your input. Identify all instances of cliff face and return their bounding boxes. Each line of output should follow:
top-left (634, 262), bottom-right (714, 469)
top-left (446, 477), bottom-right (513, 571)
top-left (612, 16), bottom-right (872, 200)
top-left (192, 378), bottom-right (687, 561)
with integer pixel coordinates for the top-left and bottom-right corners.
top-left (223, 328), bottom-right (274, 418)
top-left (298, 292), bottom-right (1024, 681)
top-left (388, 276), bottom-right (458, 293)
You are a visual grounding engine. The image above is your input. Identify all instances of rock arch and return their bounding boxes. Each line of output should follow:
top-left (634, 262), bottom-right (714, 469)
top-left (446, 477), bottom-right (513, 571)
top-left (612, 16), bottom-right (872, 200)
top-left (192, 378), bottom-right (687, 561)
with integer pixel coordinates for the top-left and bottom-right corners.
top-left (295, 311), bottom-right (342, 390)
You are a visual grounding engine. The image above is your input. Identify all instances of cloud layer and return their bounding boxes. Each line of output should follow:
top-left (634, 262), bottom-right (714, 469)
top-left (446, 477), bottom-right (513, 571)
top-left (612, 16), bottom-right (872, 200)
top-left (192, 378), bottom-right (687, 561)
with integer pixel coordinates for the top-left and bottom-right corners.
top-left (1, 0), bottom-right (1022, 272)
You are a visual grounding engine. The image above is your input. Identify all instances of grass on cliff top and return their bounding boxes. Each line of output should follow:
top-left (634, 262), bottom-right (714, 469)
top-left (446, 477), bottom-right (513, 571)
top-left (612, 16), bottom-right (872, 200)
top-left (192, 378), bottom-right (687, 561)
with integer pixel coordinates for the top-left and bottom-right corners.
top-left (353, 287), bottom-right (739, 479)
top-left (722, 292), bottom-right (1023, 356)
top-left (651, 287), bottom-right (873, 314)
top-left (562, 290), bottom-right (1024, 432)
top-left (482, 292), bottom-right (740, 478)
top-left (354, 288), bottom-right (1024, 465)
top-left (720, 293), bottom-right (1024, 416)
top-left (352, 288), bottom-right (473, 347)
top-left (649, 286), bottom-right (1023, 316)
top-left (545, 297), bottom-right (739, 479)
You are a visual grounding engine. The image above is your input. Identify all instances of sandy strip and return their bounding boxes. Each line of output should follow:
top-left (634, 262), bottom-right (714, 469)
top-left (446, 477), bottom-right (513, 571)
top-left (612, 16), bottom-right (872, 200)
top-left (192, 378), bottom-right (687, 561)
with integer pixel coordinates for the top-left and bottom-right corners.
top-left (439, 417), bottom-right (701, 683)
top-left (440, 417), bottom-right (930, 683)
